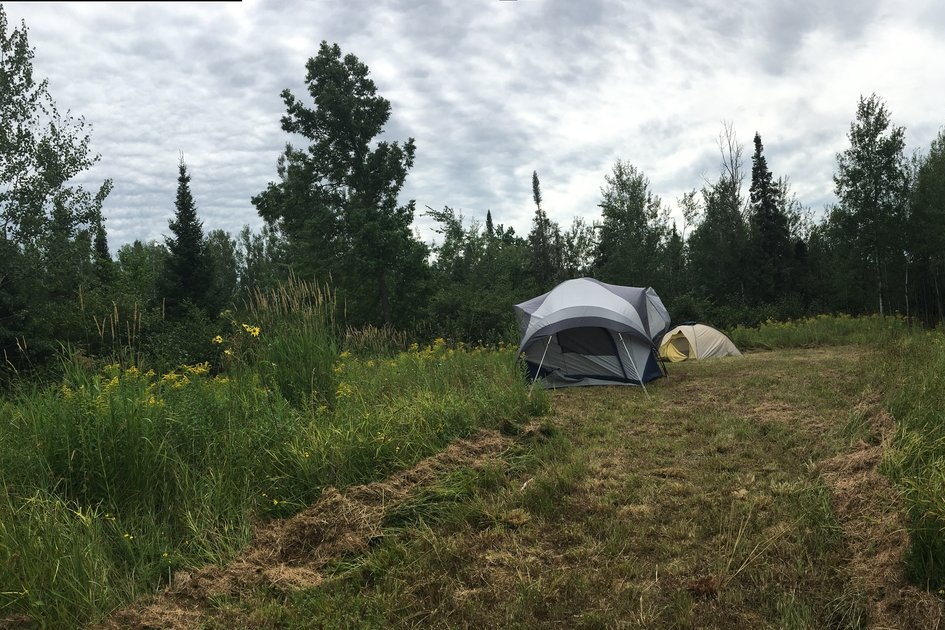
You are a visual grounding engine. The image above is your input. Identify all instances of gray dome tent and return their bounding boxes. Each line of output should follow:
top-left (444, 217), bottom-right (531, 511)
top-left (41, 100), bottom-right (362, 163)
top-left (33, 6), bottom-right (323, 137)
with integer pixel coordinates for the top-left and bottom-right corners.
top-left (515, 278), bottom-right (671, 389)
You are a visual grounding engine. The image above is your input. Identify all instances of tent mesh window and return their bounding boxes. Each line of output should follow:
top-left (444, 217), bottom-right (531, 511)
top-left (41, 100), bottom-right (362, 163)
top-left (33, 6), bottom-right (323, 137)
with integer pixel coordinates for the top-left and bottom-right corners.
top-left (556, 327), bottom-right (616, 356)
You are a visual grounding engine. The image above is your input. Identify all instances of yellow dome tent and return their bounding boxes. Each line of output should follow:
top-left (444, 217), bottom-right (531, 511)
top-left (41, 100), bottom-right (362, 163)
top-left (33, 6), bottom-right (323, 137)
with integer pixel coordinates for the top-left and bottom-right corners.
top-left (659, 323), bottom-right (742, 362)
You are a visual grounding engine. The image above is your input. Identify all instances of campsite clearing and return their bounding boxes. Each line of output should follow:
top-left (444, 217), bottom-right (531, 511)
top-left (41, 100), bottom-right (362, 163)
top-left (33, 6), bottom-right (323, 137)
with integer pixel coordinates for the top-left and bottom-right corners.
top-left (109, 346), bottom-right (943, 629)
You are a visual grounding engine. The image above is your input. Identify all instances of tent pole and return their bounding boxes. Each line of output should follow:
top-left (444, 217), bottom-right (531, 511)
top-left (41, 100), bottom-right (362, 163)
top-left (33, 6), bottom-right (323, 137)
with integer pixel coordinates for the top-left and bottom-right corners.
top-left (654, 343), bottom-right (669, 378)
top-left (529, 335), bottom-right (553, 396)
top-left (618, 333), bottom-right (650, 399)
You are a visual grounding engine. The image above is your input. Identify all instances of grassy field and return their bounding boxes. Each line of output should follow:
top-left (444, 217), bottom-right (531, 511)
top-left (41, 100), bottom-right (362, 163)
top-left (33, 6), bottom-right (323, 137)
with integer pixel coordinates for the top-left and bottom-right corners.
top-left (0, 283), bottom-right (545, 628)
top-left (3, 313), bottom-right (945, 628)
top-left (107, 343), bottom-right (943, 628)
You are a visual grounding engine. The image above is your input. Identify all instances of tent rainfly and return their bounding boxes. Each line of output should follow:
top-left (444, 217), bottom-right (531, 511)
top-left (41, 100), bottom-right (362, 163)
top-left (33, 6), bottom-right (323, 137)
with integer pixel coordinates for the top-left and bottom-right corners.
top-left (514, 278), bottom-right (671, 389)
top-left (658, 323), bottom-right (742, 362)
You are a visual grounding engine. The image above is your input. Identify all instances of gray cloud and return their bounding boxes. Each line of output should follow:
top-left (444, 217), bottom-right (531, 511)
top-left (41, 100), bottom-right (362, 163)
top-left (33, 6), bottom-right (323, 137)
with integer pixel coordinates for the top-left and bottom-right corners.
top-left (4, 0), bottom-right (944, 252)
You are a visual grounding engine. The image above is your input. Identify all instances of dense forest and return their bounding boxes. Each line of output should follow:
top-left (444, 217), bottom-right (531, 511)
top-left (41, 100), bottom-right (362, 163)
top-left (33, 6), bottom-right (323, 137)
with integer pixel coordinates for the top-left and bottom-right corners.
top-left (3, 8), bottom-right (945, 383)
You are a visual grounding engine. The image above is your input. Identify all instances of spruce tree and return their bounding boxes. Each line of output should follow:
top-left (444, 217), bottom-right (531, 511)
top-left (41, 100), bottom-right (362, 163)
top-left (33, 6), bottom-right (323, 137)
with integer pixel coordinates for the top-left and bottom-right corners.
top-left (748, 132), bottom-right (791, 303)
top-left (527, 170), bottom-right (561, 291)
top-left (92, 214), bottom-right (114, 284)
top-left (163, 158), bottom-right (212, 315)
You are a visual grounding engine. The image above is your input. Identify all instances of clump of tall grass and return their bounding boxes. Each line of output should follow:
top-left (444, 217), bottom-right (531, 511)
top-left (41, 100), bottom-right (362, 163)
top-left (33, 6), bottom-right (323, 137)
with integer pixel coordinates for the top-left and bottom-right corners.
top-left (241, 274), bottom-right (338, 408)
top-left (342, 324), bottom-right (410, 358)
top-left (876, 330), bottom-right (945, 589)
top-left (0, 321), bottom-right (544, 626)
top-left (728, 313), bottom-right (911, 350)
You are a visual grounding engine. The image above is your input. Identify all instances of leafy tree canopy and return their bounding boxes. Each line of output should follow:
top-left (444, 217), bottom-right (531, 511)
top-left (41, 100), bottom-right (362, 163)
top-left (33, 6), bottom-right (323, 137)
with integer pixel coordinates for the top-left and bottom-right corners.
top-left (253, 41), bottom-right (420, 327)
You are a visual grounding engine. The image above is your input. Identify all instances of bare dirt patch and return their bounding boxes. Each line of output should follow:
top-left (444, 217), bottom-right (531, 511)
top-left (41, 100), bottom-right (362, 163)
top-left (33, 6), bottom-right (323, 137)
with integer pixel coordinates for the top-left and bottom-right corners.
top-left (819, 392), bottom-right (943, 629)
top-left (100, 428), bottom-right (513, 629)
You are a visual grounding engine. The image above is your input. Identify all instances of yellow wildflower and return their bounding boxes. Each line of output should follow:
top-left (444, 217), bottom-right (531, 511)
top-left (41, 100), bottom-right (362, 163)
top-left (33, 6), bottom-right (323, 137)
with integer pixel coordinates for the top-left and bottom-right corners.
top-left (336, 382), bottom-right (354, 399)
top-left (102, 376), bottom-right (120, 395)
top-left (213, 375), bottom-right (230, 385)
top-left (124, 366), bottom-right (140, 378)
top-left (184, 362), bottom-right (210, 376)
top-left (144, 369), bottom-right (156, 378)
top-left (212, 335), bottom-right (224, 344)
top-left (224, 349), bottom-right (234, 357)
top-left (61, 383), bottom-right (74, 399)
top-left (366, 359), bottom-right (375, 368)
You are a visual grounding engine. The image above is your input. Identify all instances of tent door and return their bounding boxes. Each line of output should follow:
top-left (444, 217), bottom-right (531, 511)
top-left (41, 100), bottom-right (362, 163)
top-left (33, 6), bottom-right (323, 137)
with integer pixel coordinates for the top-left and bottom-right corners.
top-left (670, 335), bottom-right (691, 358)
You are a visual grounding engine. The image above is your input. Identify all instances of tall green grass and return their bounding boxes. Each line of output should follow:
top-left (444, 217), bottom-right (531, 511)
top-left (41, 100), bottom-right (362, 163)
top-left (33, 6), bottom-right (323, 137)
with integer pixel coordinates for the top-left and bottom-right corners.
top-left (242, 276), bottom-right (338, 408)
top-left (728, 313), bottom-right (911, 349)
top-left (734, 314), bottom-right (945, 593)
top-left (877, 330), bottom-right (945, 590)
top-left (0, 283), bottom-right (546, 627)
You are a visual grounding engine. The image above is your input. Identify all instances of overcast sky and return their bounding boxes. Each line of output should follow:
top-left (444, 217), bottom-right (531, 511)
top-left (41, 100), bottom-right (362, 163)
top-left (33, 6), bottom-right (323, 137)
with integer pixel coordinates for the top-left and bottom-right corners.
top-left (5, 0), bottom-right (945, 251)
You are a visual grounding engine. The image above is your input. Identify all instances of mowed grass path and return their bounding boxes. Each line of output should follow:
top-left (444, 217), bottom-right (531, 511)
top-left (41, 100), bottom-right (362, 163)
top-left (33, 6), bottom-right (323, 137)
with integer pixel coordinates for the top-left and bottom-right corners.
top-left (172, 346), bottom-right (921, 628)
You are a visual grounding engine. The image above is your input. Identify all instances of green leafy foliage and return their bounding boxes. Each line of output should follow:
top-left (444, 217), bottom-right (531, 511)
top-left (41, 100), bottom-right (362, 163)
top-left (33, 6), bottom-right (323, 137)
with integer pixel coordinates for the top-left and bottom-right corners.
top-left (832, 93), bottom-right (910, 316)
top-left (427, 206), bottom-right (532, 343)
top-left (908, 128), bottom-right (945, 324)
top-left (252, 41), bottom-right (425, 328)
top-left (0, 5), bottom-right (112, 379)
top-left (593, 160), bottom-right (668, 288)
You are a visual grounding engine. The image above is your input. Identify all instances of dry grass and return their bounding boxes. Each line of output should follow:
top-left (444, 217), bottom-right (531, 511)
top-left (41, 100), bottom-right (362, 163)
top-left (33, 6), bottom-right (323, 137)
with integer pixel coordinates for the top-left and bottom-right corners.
top-left (100, 429), bottom-right (515, 629)
top-left (819, 393), bottom-right (943, 629)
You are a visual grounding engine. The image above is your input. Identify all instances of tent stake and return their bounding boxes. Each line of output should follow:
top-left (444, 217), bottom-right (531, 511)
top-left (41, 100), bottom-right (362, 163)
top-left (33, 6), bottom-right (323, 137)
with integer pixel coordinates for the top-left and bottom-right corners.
top-left (618, 333), bottom-right (650, 399)
top-left (529, 335), bottom-right (553, 396)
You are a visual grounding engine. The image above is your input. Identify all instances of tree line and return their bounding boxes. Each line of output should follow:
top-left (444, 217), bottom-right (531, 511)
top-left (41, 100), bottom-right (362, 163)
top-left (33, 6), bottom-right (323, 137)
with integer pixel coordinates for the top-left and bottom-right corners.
top-left (2, 8), bottom-right (944, 382)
